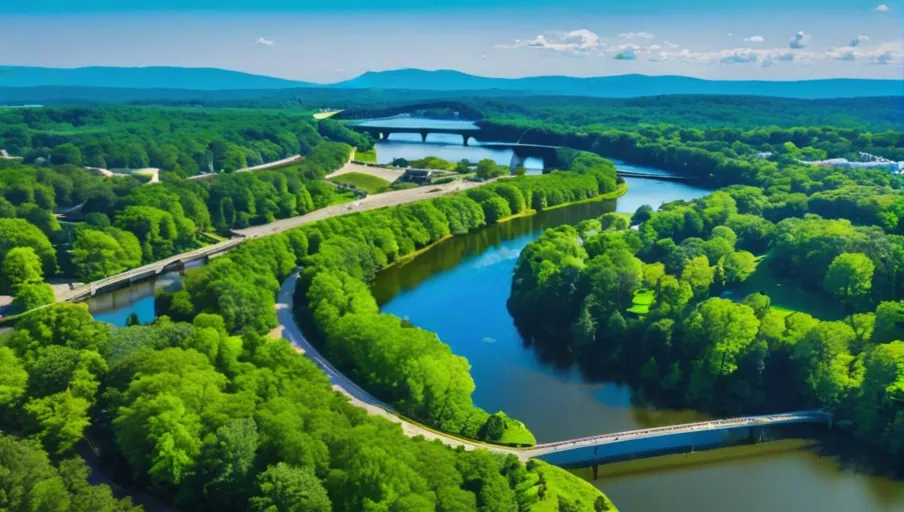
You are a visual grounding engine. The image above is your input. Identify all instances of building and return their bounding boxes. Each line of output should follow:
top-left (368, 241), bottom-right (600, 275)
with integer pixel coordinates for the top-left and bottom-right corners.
top-left (400, 169), bottom-right (435, 185)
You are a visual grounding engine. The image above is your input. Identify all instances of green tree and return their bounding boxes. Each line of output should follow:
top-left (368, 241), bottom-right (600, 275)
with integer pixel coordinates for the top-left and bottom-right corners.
top-left (0, 218), bottom-right (57, 278)
top-left (12, 282), bottom-right (55, 313)
top-left (250, 463), bottom-right (331, 512)
top-left (1, 246), bottom-right (43, 294)
top-left (23, 390), bottom-right (91, 456)
top-left (681, 255), bottom-right (715, 298)
top-left (824, 252), bottom-right (875, 307)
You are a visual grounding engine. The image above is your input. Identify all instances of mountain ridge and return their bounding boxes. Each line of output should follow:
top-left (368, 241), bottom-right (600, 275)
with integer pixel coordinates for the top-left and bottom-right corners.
top-left (1, 65), bottom-right (901, 99)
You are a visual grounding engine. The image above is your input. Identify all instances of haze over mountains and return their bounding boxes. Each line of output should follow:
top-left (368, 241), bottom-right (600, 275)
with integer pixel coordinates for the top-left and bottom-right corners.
top-left (1, 66), bottom-right (902, 99)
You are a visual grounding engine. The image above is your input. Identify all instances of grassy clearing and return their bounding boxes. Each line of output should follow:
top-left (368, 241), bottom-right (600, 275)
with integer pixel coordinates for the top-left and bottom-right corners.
top-left (627, 289), bottom-right (655, 315)
top-left (530, 461), bottom-right (618, 512)
top-left (330, 172), bottom-right (391, 194)
top-left (356, 147), bottom-right (377, 163)
top-left (724, 253), bottom-right (844, 320)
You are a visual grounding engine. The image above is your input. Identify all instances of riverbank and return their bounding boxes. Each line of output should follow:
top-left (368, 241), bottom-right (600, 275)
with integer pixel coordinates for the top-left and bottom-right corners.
top-left (379, 181), bottom-right (628, 274)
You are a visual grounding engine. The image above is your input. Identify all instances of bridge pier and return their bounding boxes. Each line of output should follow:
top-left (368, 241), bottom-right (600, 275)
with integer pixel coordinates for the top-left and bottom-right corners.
top-left (462, 134), bottom-right (470, 146)
top-left (420, 131), bottom-right (428, 143)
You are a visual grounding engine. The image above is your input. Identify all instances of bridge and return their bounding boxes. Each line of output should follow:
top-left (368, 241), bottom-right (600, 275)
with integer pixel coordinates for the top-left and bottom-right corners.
top-left (274, 271), bottom-right (832, 467)
top-left (348, 124), bottom-right (482, 146)
top-left (520, 410), bottom-right (831, 469)
top-left (55, 238), bottom-right (244, 302)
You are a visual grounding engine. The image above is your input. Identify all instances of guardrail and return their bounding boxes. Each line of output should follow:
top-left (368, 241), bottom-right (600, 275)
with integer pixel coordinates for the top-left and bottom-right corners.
top-left (529, 410), bottom-right (830, 452)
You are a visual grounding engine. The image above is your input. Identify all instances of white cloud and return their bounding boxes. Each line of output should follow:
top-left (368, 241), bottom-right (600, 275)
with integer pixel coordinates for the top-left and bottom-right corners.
top-left (499, 29), bottom-right (602, 54)
top-left (876, 4), bottom-right (890, 12)
top-left (850, 35), bottom-right (870, 47)
top-left (480, 54), bottom-right (488, 60)
top-left (789, 31), bottom-right (811, 49)
top-left (744, 35), bottom-right (765, 43)
top-left (618, 32), bottom-right (655, 39)
top-left (256, 37), bottom-right (274, 46)
top-left (663, 40), bottom-right (680, 49)
top-left (649, 41), bottom-right (901, 67)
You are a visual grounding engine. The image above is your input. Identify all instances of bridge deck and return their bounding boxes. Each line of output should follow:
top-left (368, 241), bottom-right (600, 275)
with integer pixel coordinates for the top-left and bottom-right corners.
top-left (522, 411), bottom-right (830, 458)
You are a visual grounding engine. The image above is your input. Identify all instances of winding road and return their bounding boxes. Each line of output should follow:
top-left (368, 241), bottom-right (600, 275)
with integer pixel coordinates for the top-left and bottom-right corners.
top-left (275, 271), bottom-right (831, 463)
top-left (274, 270), bottom-right (517, 456)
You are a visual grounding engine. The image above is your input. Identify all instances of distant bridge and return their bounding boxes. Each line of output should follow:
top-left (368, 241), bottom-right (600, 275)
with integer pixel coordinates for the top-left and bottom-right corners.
top-left (349, 124), bottom-right (482, 146)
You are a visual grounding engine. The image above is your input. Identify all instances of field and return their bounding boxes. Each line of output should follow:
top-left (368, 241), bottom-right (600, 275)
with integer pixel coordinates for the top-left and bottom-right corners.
top-left (356, 147), bottom-right (377, 163)
top-left (329, 172), bottom-right (391, 194)
top-left (724, 254), bottom-right (844, 320)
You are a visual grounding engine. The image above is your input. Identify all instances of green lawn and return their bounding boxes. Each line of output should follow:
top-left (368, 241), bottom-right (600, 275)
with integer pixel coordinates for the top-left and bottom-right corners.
top-left (724, 253), bottom-right (844, 320)
top-left (627, 289), bottom-right (655, 315)
top-left (330, 172), bottom-right (391, 194)
top-left (356, 148), bottom-right (377, 163)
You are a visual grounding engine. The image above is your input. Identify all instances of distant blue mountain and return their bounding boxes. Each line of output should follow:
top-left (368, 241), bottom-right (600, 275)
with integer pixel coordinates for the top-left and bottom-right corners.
top-left (333, 69), bottom-right (904, 99)
top-left (0, 66), bottom-right (311, 90)
top-left (1, 66), bottom-right (901, 99)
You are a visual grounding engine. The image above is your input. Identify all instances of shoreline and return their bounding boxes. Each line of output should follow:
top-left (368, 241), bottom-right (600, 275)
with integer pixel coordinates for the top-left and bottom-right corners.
top-left (379, 180), bottom-right (629, 273)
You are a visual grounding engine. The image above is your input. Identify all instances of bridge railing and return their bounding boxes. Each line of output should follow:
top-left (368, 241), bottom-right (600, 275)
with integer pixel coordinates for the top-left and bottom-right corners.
top-left (58, 237), bottom-right (246, 302)
top-left (533, 411), bottom-right (830, 450)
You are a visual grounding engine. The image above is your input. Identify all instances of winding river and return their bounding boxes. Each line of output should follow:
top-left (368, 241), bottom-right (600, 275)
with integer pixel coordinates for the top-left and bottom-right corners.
top-left (89, 121), bottom-right (904, 511)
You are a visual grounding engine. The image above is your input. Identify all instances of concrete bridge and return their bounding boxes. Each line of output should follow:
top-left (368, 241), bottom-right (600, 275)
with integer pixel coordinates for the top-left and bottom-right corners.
top-left (56, 238), bottom-right (244, 302)
top-left (349, 124), bottom-right (482, 146)
top-left (520, 411), bottom-right (832, 470)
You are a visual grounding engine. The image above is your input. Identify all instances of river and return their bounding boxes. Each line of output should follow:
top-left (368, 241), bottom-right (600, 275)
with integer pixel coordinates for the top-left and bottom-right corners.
top-left (352, 118), bottom-right (546, 174)
top-left (88, 125), bottom-right (904, 511)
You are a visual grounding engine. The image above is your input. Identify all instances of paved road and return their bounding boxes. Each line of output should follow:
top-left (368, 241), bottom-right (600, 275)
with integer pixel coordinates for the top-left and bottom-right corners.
top-left (274, 271), bottom-right (831, 461)
top-left (274, 270), bottom-right (516, 455)
top-left (235, 178), bottom-right (490, 239)
top-left (187, 155), bottom-right (303, 181)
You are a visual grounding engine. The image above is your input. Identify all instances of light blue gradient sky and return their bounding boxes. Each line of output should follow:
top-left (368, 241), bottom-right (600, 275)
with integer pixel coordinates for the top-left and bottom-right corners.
top-left (1, 1), bottom-right (901, 82)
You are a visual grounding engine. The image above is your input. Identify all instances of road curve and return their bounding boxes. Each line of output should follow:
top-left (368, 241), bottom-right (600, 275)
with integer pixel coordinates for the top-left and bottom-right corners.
top-left (275, 272), bottom-right (831, 463)
top-left (274, 270), bottom-right (523, 458)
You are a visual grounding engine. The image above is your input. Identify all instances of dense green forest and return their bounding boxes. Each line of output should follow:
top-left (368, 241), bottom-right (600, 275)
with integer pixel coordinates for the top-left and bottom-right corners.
top-left (0, 153), bottom-right (622, 511)
top-left (0, 107), bottom-right (372, 177)
top-left (155, 151), bottom-right (620, 445)
top-left (2, 94), bottom-right (900, 137)
top-left (480, 120), bottom-right (904, 187)
top-left (2, 98), bottom-right (903, 510)
top-left (509, 135), bottom-right (904, 464)
top-left (0, 139), bottom-right (355, 312)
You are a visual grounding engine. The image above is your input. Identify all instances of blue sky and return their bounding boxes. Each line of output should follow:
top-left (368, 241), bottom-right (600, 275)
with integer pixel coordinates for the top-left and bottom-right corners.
top-left (1, 1), bottom-right (901, 82)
